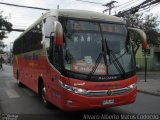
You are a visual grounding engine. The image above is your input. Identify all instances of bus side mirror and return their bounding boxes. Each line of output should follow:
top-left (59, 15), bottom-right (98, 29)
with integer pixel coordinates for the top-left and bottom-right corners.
top-left (54, 21), bottom-right (63, 46)
top-left (50, 32), bottom-right (55, 41)
top-left (128, 27), bottom-right (148, 49)
top-left (49, 32), bottom-right (55, 63)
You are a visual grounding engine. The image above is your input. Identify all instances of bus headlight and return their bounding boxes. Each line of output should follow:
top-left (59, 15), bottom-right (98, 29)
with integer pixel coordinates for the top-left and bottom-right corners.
top-left (59, 80), bottom-right (88, 95)
top-left (128, 83), bottom-right (137, 89)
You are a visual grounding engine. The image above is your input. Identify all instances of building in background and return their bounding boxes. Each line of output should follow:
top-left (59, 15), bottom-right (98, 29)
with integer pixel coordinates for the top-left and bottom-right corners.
top-left (136, 35), bottom-right (160, 71)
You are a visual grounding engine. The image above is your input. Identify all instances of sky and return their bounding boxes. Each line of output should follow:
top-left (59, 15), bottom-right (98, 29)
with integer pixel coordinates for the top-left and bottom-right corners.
top-left (0, 0), bottom-right (160, 51)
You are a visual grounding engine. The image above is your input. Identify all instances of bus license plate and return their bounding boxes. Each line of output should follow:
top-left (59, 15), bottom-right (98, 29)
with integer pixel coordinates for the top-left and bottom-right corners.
top-left (102, 99), bottom-right (114, 105)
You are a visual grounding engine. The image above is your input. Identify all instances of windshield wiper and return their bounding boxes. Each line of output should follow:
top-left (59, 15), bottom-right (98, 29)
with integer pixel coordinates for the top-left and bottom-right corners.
top-left (87, 24), bottom-right (109, 80)
top-left (87, 24), bottom-right (126, 80)
top-left (87, 51), bottom-right (104, 80)
top-left (104, 39), bottom-right (126, 77)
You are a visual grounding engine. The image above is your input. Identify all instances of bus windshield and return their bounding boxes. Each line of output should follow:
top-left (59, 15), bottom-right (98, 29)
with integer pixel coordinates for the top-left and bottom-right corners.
top-left (61, 19), bottom-right (135, 77)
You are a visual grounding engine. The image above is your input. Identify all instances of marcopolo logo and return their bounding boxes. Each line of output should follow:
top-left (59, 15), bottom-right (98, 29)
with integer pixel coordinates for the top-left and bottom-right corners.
top-left (107, 90), bottom-right (112, 96)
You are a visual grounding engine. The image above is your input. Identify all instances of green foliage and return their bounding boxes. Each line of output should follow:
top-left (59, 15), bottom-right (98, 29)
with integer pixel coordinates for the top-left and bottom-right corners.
top-left (124, 13), bottom-right (159, 54)
top-left (0, 12), bottom-right (12, 40)
top-left (0, 11), bottom-right (12, 52)
top-left (124, 13), bottom-right (159, 45)
top-left (0, 41), bottom-right (6, 54)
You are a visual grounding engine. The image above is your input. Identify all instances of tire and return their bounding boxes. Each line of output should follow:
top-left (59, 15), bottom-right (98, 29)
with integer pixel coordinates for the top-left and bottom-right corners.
top-left (40, 82), bottom-right (51, 108)
top-left (17, 79), bottom-right (23, 87)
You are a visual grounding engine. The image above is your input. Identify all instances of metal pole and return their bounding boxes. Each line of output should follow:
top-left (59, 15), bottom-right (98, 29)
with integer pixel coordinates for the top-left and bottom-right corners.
top-left (10, 42), bottom-right (13, 65)
top-left (144, 49), bottom-right (147, 82)
top-left (57, 5), bottom-right (59, 9)
top-left (10, 42), bottom-right (11, 65)
top-left (109, 6), bottom-right (111, 15)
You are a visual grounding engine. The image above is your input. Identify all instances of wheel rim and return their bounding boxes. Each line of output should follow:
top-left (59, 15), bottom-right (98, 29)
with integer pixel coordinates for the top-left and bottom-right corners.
top-left (42, 87), bottom-right (47, 103)
top-left (17, 80), bottom-right (20, 85)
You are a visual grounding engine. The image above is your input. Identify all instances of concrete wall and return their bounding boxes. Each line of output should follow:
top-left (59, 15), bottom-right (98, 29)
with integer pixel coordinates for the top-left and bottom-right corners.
top-left (135, 46), bottom-right (154, 71)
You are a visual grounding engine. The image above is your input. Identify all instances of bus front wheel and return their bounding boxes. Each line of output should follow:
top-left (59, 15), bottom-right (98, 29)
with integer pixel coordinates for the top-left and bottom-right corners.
top-left (17, 71), bottom-right (23, 87)
top-left (40, 83), bottom-right (51, 108)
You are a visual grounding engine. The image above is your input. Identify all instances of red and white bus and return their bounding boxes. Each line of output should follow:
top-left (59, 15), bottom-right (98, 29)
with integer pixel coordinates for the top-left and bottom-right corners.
top-left (13, 9), bottom-right (147, 111)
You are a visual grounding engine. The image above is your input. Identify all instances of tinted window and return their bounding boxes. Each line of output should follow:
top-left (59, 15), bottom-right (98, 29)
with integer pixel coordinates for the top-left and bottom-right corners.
top-left (13, 22), bottom-right (43, 55)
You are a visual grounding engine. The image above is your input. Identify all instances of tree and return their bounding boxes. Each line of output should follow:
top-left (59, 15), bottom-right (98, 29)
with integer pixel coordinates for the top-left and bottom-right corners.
top-left (0, 11), bottom-right (12, 53)
top-left (124, 13), bottom-right (159, 54)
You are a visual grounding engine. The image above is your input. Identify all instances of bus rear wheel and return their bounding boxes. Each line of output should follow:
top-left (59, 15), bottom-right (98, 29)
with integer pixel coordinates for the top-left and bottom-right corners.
top-left (40, 83), bottom-right (51, 108)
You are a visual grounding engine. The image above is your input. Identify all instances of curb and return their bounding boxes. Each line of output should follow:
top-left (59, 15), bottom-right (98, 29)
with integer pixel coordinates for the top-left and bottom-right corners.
top-left (138, 90), bottom-right (160, 96)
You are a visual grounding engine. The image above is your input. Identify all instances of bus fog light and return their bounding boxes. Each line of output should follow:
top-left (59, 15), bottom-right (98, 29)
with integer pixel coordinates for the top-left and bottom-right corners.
top-left (67, 100), bottom-right (72, 106)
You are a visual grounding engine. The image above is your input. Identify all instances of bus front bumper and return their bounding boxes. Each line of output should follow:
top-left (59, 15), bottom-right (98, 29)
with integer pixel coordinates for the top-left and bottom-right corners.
top-left (60, 87), bottom-right (137, 111)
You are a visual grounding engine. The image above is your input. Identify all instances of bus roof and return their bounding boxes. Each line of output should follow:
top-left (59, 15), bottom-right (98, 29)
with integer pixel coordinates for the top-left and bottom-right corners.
top-left (14, 9), bottom-right (125, 42)
top-left (45, 9), bottom-right (125, 23)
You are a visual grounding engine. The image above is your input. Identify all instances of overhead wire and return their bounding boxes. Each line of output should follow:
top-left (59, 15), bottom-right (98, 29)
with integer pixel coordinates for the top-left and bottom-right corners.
top-left (0, 0), bottom-right (159, 30)
top-left (138, 2), bottom-right (160, 13)
top-left (115, 0), bottom-right (140, 10)
top-left (111, 0), bottom-right (141, 15)
top-left (0, 1), bottom-right (50, 10)
top-left (75, 0), bottom-right (103, 5)
top-left (116, 0), bottom-right (160, 17)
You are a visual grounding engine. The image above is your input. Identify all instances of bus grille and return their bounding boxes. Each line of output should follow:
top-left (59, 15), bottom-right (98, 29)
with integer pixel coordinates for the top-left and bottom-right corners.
top-left (85, 87), bottom-right (132, 97)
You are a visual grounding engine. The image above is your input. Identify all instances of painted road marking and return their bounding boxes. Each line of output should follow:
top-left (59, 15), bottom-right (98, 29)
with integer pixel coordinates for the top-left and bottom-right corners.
top-left (6, 89), bottom-right (20, 98)
top-left (5, 80), bottom-right (17, 88)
